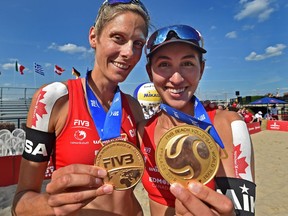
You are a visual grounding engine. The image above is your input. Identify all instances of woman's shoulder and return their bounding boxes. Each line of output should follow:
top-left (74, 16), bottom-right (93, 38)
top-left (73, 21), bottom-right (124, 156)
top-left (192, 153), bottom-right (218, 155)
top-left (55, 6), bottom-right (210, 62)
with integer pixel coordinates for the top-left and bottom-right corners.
top-left (33, 81), bottom-right (68, 96)
top-left (123, 92), bottom-right (137, 104)
top-left (27, 81), bottom-right (70, 130)
top-left (31, 81), bottom-right (69, 107)
top-left (122, 93), bottom-right (145, 124)
top-left (214, 109), bottom-right (244, 126)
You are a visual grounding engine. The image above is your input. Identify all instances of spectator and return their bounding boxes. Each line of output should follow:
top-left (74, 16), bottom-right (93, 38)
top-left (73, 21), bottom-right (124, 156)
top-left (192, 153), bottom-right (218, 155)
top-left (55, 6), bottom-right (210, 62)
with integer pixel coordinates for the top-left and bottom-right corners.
top-left (271, 104), bottom-right (278, 120)
top-left (217, 104), bottom-right (224, 110)
top-left (143, 111), bottom-right (150, 119)
top-left (254, 111), bottom-right (263, 124)
top-left (237, 108), bottom-right (244, 120)
top-left (264, 110), bottom-right (273, 120)
top-left (243, 109), bottom-right (254, 124)
top-left (148, 105), bottom-right (154, 117)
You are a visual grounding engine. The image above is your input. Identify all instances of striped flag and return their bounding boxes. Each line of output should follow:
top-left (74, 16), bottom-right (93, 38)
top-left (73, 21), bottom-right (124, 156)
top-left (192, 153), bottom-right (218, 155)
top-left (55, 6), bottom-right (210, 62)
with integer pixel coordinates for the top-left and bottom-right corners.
top-left (72, 67), bottom-right (81, 79)
top-left (54, 65), bottom-right (65, 75)
top-left (15, 61), bottom-right (25, 75)
top-left (34, 62), bottom-right (44, 76)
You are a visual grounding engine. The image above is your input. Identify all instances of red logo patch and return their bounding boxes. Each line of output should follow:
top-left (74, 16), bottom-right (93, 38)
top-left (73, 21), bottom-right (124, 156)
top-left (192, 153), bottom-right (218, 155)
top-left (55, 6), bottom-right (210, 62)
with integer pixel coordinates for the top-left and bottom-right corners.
top-left (32, 89), bottom-right (48, 127)
top-left (234, 144), bottom-right (248, 178)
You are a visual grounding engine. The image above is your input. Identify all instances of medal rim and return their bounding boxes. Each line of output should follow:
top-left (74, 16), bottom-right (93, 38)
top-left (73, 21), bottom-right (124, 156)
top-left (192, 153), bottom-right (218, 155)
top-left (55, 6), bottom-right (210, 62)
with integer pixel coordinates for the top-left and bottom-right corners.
top-left (156, 125), bottom-right (220, 187)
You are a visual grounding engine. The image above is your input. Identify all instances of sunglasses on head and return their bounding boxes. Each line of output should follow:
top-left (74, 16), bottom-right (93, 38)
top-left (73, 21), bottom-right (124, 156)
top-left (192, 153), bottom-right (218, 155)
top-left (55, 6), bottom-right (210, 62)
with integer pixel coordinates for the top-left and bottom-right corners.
top-left (145, 25), bottom-right (206, 57)
top-left (103, 0), bottom-right (149, 17)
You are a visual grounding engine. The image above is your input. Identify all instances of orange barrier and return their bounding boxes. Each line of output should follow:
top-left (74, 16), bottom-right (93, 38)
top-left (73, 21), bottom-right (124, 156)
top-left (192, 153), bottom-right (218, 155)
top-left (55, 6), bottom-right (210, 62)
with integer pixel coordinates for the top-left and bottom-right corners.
top-left (0, 156), bottom-right (53, 187)
top-left (267, 120), bottom-right (288, 132)
top-left (0, 155), bottom-right (22, 186)
top-left (246, 122), bottom-right (261, 134)
top-left (278, 114), bottom-right (288, 121)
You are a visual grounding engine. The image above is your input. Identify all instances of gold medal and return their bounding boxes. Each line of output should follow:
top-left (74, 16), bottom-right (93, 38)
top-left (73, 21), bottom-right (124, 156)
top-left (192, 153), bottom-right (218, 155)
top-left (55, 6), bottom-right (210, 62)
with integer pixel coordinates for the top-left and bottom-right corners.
top-left (156, 125), bottom-right (220, 187)
top-left (95, 141), bottom-right (144, 190)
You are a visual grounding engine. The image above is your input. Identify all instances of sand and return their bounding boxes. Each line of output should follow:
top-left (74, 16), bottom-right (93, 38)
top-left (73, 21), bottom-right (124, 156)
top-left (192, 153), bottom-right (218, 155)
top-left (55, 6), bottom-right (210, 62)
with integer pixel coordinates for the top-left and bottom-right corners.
top-left (250, 131), bottom-right (288, 216)
top-left (1, 130), bottom-right (288, 216)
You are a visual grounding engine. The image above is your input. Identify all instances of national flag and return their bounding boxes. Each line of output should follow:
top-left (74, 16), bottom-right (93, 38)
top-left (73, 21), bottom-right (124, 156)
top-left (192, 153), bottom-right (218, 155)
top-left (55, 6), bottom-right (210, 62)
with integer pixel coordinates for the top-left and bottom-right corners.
top-left (34, 62), bottom-right (44, 76)
top-left (15, 61), bottom-right (25, 75)
top-left (54, 65), bottom-right (65, 75)
top-left (72, 67), bottom-right (81, 79)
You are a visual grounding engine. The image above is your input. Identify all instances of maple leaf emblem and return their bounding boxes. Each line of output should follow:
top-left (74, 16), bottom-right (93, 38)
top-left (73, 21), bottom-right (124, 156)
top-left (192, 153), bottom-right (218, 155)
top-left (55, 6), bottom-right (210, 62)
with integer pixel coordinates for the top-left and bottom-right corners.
top-left (32, 89), bottom-right (48, 127)
top-left (233, 144), bottom-right (249, 178)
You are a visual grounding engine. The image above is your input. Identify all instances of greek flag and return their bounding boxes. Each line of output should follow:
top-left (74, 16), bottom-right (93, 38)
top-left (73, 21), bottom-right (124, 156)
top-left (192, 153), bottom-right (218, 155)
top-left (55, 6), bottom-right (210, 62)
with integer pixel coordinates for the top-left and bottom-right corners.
top-left (34, 62), bottom-right (44, 76)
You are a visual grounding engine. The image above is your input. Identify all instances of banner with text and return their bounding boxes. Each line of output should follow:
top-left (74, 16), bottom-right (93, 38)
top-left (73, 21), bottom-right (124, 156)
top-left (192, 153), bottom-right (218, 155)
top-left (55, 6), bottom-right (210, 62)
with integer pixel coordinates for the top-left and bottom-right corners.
top-left (266, 120), bottom-right (288, 132)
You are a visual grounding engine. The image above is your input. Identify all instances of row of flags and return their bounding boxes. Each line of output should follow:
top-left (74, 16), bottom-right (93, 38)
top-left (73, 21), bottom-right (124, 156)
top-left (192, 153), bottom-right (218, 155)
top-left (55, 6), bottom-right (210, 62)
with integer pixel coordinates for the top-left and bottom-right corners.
top-left (15, 61), bottom-right (25, 75)
top-left (15, 61), bottom-right (81, 78)
top-left (15, 61), bottom-right (63, 76)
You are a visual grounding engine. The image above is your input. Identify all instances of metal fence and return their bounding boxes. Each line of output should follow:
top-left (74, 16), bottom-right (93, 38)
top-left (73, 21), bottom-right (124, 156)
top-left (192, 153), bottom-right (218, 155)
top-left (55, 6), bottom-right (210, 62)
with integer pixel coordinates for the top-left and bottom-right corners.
top-left (0, 87), bottom-right (35, 128)
top-left (0, 86), bottom-right (36, 102)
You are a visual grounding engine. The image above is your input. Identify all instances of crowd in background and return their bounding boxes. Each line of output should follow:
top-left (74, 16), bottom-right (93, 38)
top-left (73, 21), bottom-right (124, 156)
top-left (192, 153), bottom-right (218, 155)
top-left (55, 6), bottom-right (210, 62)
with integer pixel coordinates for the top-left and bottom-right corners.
top-left (140, 101), bottom-right (284, 124)
top-left (217, 102), bottom-right (280, 125)
top-left (141, 103), bottom-right (160, 119)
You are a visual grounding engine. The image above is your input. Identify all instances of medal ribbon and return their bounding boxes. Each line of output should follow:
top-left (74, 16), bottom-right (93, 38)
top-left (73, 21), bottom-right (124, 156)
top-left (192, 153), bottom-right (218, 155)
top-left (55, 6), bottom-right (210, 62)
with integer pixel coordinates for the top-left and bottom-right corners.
top-left (86, 72), bottom-right (122, 141)
top-left (160, 96), bottom-right (225, 149)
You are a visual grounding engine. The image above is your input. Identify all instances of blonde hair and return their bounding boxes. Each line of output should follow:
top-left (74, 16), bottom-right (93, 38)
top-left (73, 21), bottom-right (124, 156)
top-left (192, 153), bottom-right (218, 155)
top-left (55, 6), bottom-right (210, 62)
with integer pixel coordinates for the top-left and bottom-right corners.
top-left (94, 3), bottom-right (150, 38)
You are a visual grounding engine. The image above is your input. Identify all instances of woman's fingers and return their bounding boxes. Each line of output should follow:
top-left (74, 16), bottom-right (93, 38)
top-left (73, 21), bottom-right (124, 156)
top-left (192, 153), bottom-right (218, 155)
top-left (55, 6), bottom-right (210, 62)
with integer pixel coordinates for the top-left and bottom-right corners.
top-left (45, 163), bottom-right (114, 214)
top-left (50, 164), bottom-right (106, 180)
top-left (46, 173), bottom-right (103, 194)
top-left (46, 164), bottom-right (107, 194)
top-left (171, 183), bottom-right (214, 216)
top-left (48, 185), bottom-right (113, 207)
top-left (47, 181), bottom-right (113, 215)
top-left (187, 182), bottom-right (234, 215)
top-left (171, 182), bottom-right (235, 216)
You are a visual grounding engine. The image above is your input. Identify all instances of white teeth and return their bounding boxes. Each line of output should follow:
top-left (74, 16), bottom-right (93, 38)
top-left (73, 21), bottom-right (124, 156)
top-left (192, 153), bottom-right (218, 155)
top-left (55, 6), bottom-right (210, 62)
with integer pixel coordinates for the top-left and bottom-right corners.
top-left (113, 61), bottom-right (129, 69)
top-left (168, 88), bottom-right (185, 93)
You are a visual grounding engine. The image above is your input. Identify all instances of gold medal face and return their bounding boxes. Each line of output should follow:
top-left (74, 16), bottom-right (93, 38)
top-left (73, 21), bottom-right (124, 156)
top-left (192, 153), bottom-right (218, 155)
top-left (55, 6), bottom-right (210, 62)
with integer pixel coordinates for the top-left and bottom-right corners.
top-left (156, 125), bottom-right (220, 187)
top-left (95, 141), bottom-right (144, 190)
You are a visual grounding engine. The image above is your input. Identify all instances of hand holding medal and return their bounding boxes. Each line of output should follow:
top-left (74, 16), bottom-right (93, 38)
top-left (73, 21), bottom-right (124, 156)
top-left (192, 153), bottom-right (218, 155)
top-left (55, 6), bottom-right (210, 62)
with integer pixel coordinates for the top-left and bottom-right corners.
top-left (86, 72), bottom-right (144, 190)
top-left (143, 24), bottom-right (247, 215)
top-left (155, 98), bottom-right (227, 187)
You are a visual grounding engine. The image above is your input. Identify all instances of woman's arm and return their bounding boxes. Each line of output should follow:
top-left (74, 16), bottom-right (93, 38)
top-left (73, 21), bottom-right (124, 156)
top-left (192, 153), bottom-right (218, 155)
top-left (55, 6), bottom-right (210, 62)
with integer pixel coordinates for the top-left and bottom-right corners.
top-left (170, 110), bottom-right (255, 216)
top-left (12, 82), bottom-right (113, 215)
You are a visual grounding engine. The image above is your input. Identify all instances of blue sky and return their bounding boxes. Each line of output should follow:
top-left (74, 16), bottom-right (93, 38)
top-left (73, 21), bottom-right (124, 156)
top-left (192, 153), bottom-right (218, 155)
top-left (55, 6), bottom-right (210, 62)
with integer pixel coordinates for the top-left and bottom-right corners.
top-left (0, 0), bottom-right (287, 101)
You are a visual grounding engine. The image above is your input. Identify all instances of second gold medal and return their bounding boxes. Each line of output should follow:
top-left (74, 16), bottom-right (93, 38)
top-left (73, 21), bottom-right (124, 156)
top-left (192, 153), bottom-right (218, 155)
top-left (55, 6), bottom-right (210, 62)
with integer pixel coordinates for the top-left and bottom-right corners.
top-left (156, 125), bottom-right (220, 187)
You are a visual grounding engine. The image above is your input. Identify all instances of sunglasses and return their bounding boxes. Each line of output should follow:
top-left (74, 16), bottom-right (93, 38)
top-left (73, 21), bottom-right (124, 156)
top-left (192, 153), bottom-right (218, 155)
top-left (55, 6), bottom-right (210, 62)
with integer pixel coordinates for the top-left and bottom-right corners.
top-left (145, 25), bottom-right (206, 56)
top-left (103, 0), bottom-right (149, 18)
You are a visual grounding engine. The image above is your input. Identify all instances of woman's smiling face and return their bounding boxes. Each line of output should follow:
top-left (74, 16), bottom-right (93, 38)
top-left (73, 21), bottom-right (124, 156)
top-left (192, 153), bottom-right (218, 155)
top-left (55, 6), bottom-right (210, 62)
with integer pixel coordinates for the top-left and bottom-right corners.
top-left (148, 42), bottom-right (204, 111)
top-left (91, 11), bottom-right (147, 84)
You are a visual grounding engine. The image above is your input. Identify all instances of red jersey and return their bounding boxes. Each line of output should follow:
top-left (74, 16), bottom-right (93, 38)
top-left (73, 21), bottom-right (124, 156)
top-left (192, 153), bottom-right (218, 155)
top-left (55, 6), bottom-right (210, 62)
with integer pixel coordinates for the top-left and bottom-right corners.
top-left (243, 112), bottom-right (254, 123)
top-left (54, 79), bottom-right (137, 169)
top-left (141, 110), bottom-right (216, 207)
